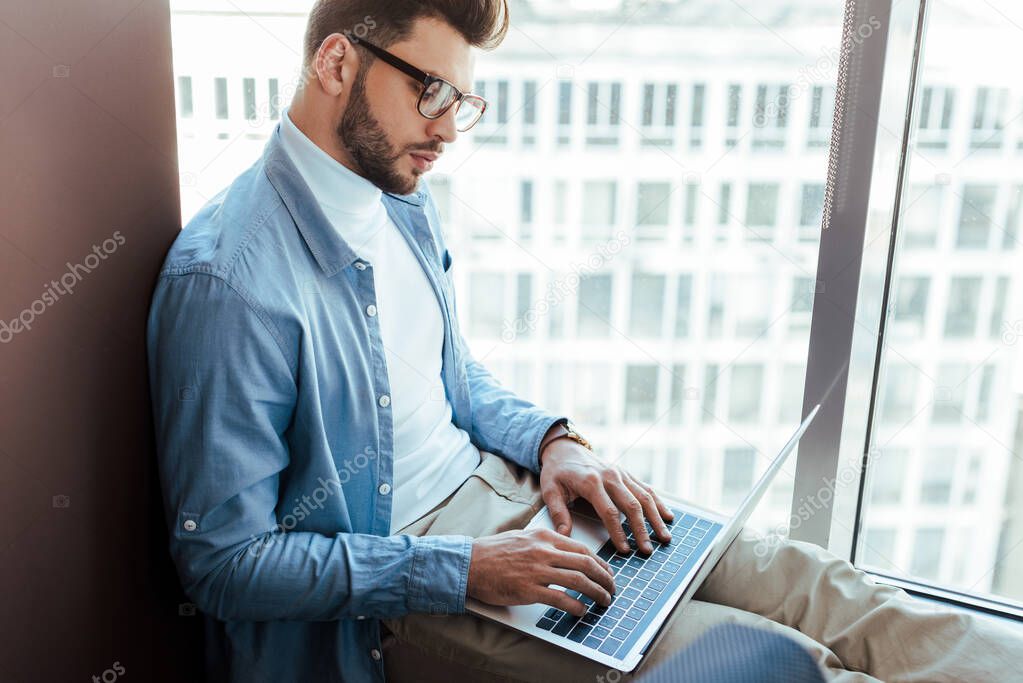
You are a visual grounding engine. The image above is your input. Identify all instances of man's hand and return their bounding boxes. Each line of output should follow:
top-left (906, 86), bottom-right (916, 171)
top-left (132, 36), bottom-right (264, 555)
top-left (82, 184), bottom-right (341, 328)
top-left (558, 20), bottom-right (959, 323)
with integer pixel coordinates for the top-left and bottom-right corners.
top-left (540, 438), bottom-right (674, 555)
top-left (466, 528), bottom-right (615, 617)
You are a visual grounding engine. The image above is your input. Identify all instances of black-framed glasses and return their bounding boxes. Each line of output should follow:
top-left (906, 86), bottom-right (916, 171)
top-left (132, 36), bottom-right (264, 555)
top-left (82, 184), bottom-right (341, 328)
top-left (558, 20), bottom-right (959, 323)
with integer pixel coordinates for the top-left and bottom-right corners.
top-left (347, 35), bottom-right (487, 132)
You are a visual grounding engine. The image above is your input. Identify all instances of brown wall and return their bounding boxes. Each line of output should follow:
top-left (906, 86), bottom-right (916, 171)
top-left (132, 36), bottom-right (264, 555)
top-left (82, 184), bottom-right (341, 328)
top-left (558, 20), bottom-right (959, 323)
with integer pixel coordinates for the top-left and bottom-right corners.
top-left (0, 0), bottom-right (202, 679)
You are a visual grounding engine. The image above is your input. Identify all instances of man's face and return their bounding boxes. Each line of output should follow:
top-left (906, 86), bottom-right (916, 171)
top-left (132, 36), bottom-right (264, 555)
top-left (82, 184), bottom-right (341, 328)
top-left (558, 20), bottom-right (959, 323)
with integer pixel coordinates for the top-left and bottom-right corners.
top-left (338, 18), bottom-right (474, 195)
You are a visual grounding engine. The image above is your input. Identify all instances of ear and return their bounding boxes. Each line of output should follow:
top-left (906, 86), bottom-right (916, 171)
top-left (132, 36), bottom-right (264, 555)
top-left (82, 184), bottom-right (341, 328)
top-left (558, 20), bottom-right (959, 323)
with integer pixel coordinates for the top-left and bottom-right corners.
top-left (311, 33), bottom-right (359, 97)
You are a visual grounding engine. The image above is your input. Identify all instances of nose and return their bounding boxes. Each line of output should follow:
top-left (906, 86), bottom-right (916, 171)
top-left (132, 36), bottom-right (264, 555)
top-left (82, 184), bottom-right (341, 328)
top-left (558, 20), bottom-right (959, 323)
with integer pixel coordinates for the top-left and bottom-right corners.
top-left (425, 102), bottom-right (458, 144)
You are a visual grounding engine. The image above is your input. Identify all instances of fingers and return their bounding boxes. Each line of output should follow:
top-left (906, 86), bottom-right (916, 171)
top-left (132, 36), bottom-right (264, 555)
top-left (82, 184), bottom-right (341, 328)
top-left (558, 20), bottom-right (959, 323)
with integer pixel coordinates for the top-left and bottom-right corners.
top-left (546, 567), bottom-right (613, 608)
top-left (586, 486), bottom-right (632, 554)
top-left (605, 479), bottom-right (653, 553)
top-left (544, 486), bottom-right (574, 536)
top-left (622, 474), bottom-right (672, 544)
top-left (535, 586), bottom-right (588, 617)
top-left (546, 545), bottom-right (615, 595)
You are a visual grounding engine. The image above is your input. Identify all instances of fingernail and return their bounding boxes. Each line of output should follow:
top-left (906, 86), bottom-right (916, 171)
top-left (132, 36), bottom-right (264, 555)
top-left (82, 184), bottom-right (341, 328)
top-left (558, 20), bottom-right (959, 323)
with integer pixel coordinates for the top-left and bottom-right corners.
top-left (557, 524), bottom-right (569, 534)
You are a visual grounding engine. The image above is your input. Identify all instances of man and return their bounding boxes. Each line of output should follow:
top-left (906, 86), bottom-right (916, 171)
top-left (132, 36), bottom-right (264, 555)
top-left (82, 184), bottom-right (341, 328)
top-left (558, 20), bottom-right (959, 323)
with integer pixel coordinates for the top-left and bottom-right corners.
top-left (147, 1), bottom-right (1022, 681)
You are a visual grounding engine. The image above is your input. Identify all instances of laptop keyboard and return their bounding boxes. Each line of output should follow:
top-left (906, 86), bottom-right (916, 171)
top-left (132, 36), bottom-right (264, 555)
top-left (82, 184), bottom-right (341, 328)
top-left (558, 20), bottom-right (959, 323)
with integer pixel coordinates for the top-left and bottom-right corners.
top-left (533, 510), bottom-right (722, 659)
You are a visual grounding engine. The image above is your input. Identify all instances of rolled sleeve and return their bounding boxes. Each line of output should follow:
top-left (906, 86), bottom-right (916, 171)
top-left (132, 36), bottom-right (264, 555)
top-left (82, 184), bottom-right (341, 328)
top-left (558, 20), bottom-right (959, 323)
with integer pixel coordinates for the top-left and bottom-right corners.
top-left (407, 535), bottom-right (474, 615)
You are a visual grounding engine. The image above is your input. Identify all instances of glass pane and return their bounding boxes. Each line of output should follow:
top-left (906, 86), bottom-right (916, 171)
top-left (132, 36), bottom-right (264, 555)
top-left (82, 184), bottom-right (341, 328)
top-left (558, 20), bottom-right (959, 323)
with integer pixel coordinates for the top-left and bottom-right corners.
top-left (857, 0), bottom-right (1023, 606)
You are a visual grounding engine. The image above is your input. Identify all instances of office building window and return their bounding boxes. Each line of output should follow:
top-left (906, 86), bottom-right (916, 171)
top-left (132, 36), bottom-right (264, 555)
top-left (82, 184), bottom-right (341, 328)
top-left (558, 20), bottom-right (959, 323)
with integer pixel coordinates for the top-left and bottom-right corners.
top-left (552, 180), bottom-right (568, 241)
top-left (520, 180), bottom-right (533, 240)
top-left (799, 183), bottom-right (825, 241)
top-left (177, 75), bottom-right (193, 118)
top-left (706, 274), bottom-right (726, 338)
top-left (668, 364), bottom-right (687, 425)
top-left (970, 86), bottom-right (1008, 150)
top-left (807, 85), bottom-right (835, 148)
top-left (701, 364), bottom-right (719, 424)
top-left (943, 276), bottom-right (982, 337)
top-left (636, 181), bottom-right (671, 240)
top-left (557, 80), bottom-right (572, 145)
top-left (674, 275), bottom-right (692, 337)
top-left (624, 364), bottom-right (658, 423)
top-left (576, 363), bottom-right (611, 425)
top-left (956, 184), bottom-right (997, 248)
top-left (690, 83), bottom-right (705, 149)
top-left (778, 363), bottom-right (805, 425)
top-left (1003, 185), bottom-right (1022, 249)
top-left (728, 364), bottom-right (763, 423)
top-left (268, 78), bottom-right (280, 120)
top-left (522, 80), bottom-right (537, 146)
top-left (243, 78), bottom-right (257, 121)
top-left (989, 276), bottom-right (1009, 339)
top-left (752, 83), bottom-right (788, 149)
top-left (890, 275), bottom-right (929, 338)
top-left (577, 273), bottom-right (613, 337)
top-left (723, 448), bottom-right (755, 506)
top-left (640, 82), bottom-right (677, 147)
top-left (717, 182), bottom-right (732, 241)
top-left (474, 79), bottom-right (509, 144)
top-left (214, 77), bottom-right (229, 119)
top-left (725, 84), bottom-right (742, 147)
top-left (586, 81), bottom-right (622, 146)
top-left (745, 183), bottom-right (779, 241)
top-left (916, 85), bottom-right (954, 149)
top-left (629, 271), bottom-right (666, 337)
top-left (789, 276), bottom-right (813, 335)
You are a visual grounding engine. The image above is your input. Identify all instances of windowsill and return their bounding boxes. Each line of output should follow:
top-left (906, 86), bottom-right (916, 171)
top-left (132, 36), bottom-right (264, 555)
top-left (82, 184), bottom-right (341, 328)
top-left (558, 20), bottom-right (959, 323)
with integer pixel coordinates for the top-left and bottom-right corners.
top-left (867, 570), bottom-right (1023, 626)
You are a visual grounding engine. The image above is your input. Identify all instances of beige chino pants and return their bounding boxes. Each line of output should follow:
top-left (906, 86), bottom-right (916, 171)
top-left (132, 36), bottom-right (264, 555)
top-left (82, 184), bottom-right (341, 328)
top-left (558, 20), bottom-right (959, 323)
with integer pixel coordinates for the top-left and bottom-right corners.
top-left (382, 451), bottom-right (1022, 682)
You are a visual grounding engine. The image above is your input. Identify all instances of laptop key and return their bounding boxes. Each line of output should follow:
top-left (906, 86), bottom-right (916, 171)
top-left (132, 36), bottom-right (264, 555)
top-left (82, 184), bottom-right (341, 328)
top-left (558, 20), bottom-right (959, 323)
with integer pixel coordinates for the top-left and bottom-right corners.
top-left (611, 627), bottom-right (631, 641)
top-left (544, 607), bottom-right (563, 620)
top-left (598, 638), bottom-right (624, 656)
top-left (596, 543), bottom-right (616, 561)
top-left (591, 625), bottom-right (611, 640)
top-left (581, 612), bottom-right (601, 626)
top-left (650, 579), bottom-right (667, 592)
top-left (552, 614), bottom-right (580, 637)
top-left (634, 597), bottom-right (653, 611)
top-left (620, 617), bottom-right (638, 631)
top-left (663, 561), bottom-right (681, 574)
top-left (567, 623), bottom-right (592, 643)
top-left (637, 568), bottom-right (656, 581)
top-left (583, 636), bottom-right (603, 650)
top-left (606, 606), bottom-right (626, 620)
top-left (535, 617), bottom-right (558, 631)
top-left (627, 557), bottom-right (645, 569)
top-left (626, 608), bottom-right (644, 621)
top-left (609, 556), bottom-right (627, 568)
top-left (641, 589), bottom-right (659, 602)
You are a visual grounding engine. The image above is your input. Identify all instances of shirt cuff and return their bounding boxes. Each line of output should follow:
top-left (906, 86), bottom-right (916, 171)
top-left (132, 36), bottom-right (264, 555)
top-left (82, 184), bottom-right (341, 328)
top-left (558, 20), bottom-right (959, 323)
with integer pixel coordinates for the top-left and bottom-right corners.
top-left (529, 414), bottom-right (571, 474)
top-left (407, 534), bottom-right (474, 615)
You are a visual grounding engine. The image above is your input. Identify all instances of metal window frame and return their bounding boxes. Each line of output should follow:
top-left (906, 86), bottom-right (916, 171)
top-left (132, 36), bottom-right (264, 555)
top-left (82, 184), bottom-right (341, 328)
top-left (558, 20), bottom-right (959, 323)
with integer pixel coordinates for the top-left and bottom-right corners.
top-left (789, 0), bottom-right (1022, 621)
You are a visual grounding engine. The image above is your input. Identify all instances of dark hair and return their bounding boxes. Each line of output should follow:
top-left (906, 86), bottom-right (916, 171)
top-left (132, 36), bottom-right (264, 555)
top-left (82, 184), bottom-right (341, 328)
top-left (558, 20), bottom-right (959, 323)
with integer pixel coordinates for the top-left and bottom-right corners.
top-left (303, 0), bottom-right (509, 70)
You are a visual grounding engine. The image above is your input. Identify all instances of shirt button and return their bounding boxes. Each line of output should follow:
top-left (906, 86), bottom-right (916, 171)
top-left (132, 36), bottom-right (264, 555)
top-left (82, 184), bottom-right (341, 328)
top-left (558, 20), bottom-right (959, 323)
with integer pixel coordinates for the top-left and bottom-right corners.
top-left (354, 261), bottom-right (367, 270)
top-left (183, 519), bottom-right (197, 532)
top-left (366, 304), bottom-right (377, 317)
top-left (378, 483), bottom-right (391, 495)
top-left (370, 648), bottom-right (382, 661)
top-left (378, 394), bottom-right (390, 408)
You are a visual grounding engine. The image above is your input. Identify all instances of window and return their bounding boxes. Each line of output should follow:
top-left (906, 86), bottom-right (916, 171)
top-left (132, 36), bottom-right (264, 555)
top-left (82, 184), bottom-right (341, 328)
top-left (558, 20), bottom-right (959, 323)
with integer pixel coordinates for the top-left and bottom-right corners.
top-left (916, 85), bottom-right (954, 150)
top-left (674, 275), bottom-right (692, 337)
top-left (474, 79), bottom-right (509, 144)
top-left (868, 449), bottom-right (907, 505)
top-left (214, 77), bottom-right (229, 119)
top-left (519, 180), bottom-right (533, 238)
top-left (752, 83), bottom-right (789, 149)
top-left (629, 272), bottom-right (665, 337)
top-left (956, 185), bottom-right (997, 248)
top-left (920, 448), bottom-right (955, 504)
top-left (745, 183), bottom-right (779, 240)
top-left (522, 80), bottom-right (537, 146)
top-left (807, 85), bottom-right (834, 148)
top-left (557, 81), bottom-right (572, 146)
top-left (798, 183), bottom-right (825, 241)
top-left (970, 86), bottom-right (1008, 150)
top-left (725, 84), bottom-right (742, 147)
top-left (689, 83), bottom-right (706, 149)
top-left (268, 78), bottom-right (280, 120)
top-left (640, 82), bottom-right (677, 147)
top-left (177, 75), bottom-right (193, 118)
top-left (586, 81), bottom-right (622, 146)
top-left (860, 528), bottom-right (897, 572)
top-left (890, 276), bottom-right (929, 338)
top-left (624, 365), bottom-right (658, 423)
top-left (943, 276), bottom-right (982, 337)
top-left (636, 181), bottom-right (671, 240)
top-left (910, 528), bottom-right (945, 581)
top-left (577, 274), bottom-right (613, 338)
top-left (243, 77), bottom-right (257, 121)
top-left (668, 364), bottom-right (687, 425)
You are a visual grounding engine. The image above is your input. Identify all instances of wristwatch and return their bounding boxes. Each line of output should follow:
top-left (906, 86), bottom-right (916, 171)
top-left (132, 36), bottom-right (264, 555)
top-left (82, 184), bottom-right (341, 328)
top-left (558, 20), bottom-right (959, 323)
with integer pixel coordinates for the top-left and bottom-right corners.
top-left (540, 419), bottom-right (593, 455)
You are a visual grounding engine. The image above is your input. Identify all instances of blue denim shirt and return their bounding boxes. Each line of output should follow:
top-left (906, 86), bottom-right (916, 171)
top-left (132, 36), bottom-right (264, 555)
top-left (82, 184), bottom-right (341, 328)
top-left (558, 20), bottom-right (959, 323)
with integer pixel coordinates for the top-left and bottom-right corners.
top-left (146, 125), bottom-right (566, 683)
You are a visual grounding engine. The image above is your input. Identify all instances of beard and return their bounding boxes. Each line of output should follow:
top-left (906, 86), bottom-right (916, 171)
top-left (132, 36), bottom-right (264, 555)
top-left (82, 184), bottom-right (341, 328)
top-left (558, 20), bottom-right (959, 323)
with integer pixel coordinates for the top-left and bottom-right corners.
top-left (337, 73), bottom-right (435, 196)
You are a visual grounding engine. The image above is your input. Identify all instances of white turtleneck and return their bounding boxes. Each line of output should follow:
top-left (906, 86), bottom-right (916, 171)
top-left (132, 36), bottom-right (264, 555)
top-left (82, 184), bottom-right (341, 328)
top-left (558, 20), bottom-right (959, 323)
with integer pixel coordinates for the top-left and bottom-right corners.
top-left (279, 108), bottom-right (480, 533)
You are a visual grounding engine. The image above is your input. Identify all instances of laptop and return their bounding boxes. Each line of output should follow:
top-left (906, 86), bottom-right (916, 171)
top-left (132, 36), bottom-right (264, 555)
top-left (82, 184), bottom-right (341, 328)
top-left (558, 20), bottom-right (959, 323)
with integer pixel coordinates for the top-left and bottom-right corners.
top-left (467, 404), bottom-right (820, 673)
